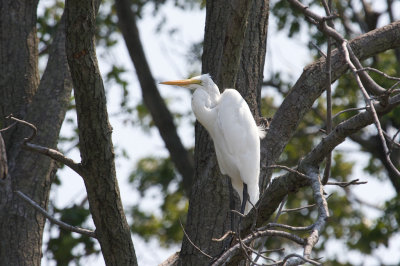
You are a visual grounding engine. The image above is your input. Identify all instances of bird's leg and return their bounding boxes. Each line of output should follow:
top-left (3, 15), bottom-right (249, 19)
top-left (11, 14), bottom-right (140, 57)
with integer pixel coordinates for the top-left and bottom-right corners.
top-left (237, 183), bottom-right (248, 234)
top-left (229, 179), bottom-right (236, 231)
top-left (240, 183), bottom-right (248, 215)
top-left (223, 177), bottom-right (235, 251)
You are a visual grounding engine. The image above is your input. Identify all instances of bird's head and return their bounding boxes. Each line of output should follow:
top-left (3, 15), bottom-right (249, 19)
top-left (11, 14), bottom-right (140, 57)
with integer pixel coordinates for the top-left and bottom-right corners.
top-left (160, 74), bottom-right (216, 91)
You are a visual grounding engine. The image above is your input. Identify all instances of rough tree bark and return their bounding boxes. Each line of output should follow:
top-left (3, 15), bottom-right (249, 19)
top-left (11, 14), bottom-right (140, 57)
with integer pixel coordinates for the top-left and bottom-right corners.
top-left (0, 2), bottom-right (72, 265)
top-left (65, 0), bottom-right (137, 265)
top-left (177, 1), bottom-right (270, 265)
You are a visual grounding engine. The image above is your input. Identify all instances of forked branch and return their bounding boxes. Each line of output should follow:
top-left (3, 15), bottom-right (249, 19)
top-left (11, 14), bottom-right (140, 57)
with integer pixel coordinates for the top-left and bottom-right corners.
top-left (6, 115), bottom-right (83, 176)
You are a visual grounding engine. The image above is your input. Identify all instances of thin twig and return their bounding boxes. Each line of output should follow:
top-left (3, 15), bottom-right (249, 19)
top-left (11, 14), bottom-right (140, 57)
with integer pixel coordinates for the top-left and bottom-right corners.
top-left (253, 196), bottom-right (287, 265)
top-left (267, 165), bottom-right (309, 179)
top-left (302, 168), bottom-right (329, 263)
top-left (23, 143), bottom-right (83, 175)
top-left (357, 67), bottom-right (400, 81)
top-left (332, 106), bottom-right (367, 120)
top-left (238, 238), bottom-right (264, 266)
top-left (321, 0), bottom-right (333, 186)
top-left (388, 81), bottom-right (400, 92)
top-left (15, 191), bottom-right (96, 238)
top-left (282, 203), bottom-right (316, 213)
top-left (248, 246), bottom-right (278, 262)
top-left (259, 223), bottom-right (314, 232)
top-left (5, 115), bottom-right (83, 176)
top-left (212, 230), bottom-right (235, 242)
top-left (6, 115), bottom-right (37, 143)
top-left (384, 131), bottom-right (400, 150)
top-left (179, 219), bottom-right (213, 259)
top-left (230, 209), bottom-right (246, 218)
top-left (0, 121), bottom-right (17, 132)
top-left (341, 40), bottom-right (400, 177)
top-left (309, 42), bottom-right (326, 58)
top-left (326, 179), bottom-right (367, 187)
top-left (281, 253), bottom-right (321, 266)
top-left (211, 229), bottom-right (306, 266)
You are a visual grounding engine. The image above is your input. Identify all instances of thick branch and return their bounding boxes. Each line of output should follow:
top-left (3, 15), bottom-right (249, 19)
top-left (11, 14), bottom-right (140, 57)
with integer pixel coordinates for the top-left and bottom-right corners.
top-left (15, 191), bottom-right (96, 238)
top-left (24, 143), bottom-right (83, 175)
top-left (65, 0), bottom-right (137, 265)
top-left (244, 94), bottom-right (400, 237)
top-left (262, 21), bottom-right (400, 185)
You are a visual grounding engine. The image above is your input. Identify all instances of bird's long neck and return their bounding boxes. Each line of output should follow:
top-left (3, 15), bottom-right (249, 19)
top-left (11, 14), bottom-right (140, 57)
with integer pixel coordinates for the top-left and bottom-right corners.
top-left (205, 83), bottom-right (221, 107)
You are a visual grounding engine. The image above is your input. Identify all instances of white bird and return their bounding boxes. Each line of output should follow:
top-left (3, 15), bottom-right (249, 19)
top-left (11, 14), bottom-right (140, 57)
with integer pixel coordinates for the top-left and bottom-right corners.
top-left (160, 74), bottom-right (265, 214)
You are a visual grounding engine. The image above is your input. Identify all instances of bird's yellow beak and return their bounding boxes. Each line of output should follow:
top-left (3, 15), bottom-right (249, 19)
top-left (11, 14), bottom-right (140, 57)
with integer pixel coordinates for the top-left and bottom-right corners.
top-left (160, 78), bottom-right (201, 86)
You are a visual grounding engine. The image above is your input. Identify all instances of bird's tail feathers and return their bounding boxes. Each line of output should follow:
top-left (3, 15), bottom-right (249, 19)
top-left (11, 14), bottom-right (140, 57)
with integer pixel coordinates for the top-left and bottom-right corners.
top-left (257, 125), bottom-right (267, 139)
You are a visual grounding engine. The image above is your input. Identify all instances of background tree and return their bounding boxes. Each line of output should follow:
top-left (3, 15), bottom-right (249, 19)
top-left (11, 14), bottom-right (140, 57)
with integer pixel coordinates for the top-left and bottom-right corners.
top-left (1, 0), bottom-right (399, 265)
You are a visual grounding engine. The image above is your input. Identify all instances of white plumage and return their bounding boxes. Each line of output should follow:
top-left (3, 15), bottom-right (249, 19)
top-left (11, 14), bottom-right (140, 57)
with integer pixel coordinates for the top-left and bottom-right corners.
top-left (161, 74), bottom-right (264, 214)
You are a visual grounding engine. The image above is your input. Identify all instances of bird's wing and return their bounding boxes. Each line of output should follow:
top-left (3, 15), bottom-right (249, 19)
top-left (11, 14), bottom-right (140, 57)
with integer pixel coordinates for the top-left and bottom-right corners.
top-left (216, 89), bottom-right (259, 159)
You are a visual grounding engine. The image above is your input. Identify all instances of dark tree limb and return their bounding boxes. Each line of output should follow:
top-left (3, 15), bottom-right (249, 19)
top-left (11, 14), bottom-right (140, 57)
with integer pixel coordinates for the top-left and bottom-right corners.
top-left (0, 133), bottom-right (7, 179)
top-left (0, 11), bottom-right (73, 265)
top-left (65, 0), bottom-right (137, 265)
top-left (261, 20), bottom-right (400, 189)
top-left (6, 115), bottom-right (83, 176)
top-left (115, 0), bottom-right (194, 195)
top-left (246, 93), bottom-right (400, 236)
top-left (15, 191), bottom-right (96, 238)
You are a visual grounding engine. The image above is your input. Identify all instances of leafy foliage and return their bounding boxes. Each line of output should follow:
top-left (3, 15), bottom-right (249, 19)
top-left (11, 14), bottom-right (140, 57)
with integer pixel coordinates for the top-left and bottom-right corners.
top-left (129, 157), bottom-right (188, 247)
top-left (264, 1), bottom-right (400, 264)
top-left (46, 205), bottom-right (98, 265)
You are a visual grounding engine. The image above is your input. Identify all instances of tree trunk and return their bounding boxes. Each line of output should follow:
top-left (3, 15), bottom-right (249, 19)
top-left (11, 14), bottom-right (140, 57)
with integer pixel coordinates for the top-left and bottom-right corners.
top-left (179, 1), bottom-right (270, 265)
top-left (0, 2), bottom-right (72, 265)
top-left (65, 0), bottom-right (138, 265)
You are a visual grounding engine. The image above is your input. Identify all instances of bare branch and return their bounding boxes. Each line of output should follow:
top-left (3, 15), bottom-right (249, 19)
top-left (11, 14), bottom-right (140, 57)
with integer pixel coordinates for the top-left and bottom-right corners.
top-left (0, 121), bottom-right (17, 132)
top-left (253, 195), bottom-right (287, 265)
top-left (6, 115), bottom-right (37, 143)
top-left (281, 253), bottom-right (321, 266)
top-left (357, 67), bottom-right (400, 81)
top-left (260, 223), bottom-right (314, 232)
top-left (309, 42), bottom-right (326, 58)
top-left (326, 179), bottom-right (367, 187)
top-left (0, 133), bottom-right (7, 179)
top-left (341, 40), bottom-right (400, 177)
top-left (6, 115), bottom-right (83, 176)
top-left (389, 81), bottom-right (400, 92)
top-left (24, 143), bottom-right (83, 175)
top-left (332, 106), bottom-right (367, 120)
top-left (301, 168), bottom-right (329, 264)
top-left (15, 191), bottom-right (96, 238)
top-left (212, 229), bottom-right (306, 266)
top-left (282, 204), bottom-right (316, 213)
top-left (267, 165), bottom-right (309, 179)
top-left (321, 0), bottom-right (334, 186)
top-left (289, 0), bottom-right (399, 177)
top-left (262, 19), bottom-right (400, 193)
top-left (213, 230), bottom-right (235, 242)
top-left (180, 219), bottom-right (213, 260)
top-left (384, 131), bottom-right (400, 151)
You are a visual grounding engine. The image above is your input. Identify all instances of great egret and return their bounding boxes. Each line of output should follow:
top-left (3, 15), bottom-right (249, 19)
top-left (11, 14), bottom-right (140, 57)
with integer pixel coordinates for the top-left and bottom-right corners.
top-left (160, 74), bottom-right (265, 214)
